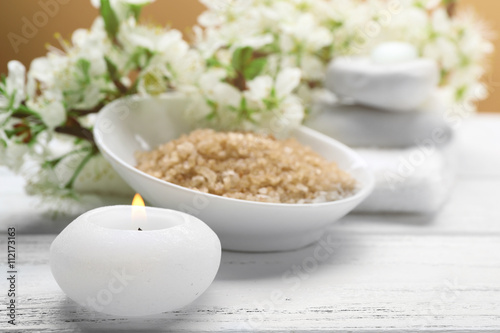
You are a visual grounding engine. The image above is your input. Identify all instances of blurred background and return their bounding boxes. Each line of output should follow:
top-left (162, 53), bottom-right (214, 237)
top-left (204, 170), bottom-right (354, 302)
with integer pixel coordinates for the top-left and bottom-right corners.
top-left (0, 0), bottom-right (498, 112)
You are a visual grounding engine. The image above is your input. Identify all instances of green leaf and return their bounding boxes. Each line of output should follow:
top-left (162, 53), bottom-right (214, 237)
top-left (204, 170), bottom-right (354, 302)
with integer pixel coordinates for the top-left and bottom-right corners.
top-left (206, 99), bottom-right (217, 109)
top-left (243, 58), bottom-right (267, 80)
top-left (7, 90), bottom-right (17, 110)
top-left (5, 127), bottom-right (24, 139)
top-left (104, 56), bottom-right (119, 82)
top-left (64, 148), bottom-right (97, 189)
top-left (129, 4), bottom-right (143, 20)
top-left (128, 47), bottom-right (154, 69)
top-left (141, 71), bottom-right (166, 96)
top-left (240, 96), bottom-right (247, 111)
top-left (327, 19), bottom-right (343, 30)
top-left (74, 137), bottom-right (85, 145)
top-left (27, 124), bottom-right (46, 147)
top-left (100, 0), bottom-right (120, 39)
top-left (455, 85), bottom-right (467, 101)
top-left (206, 111), bottom-right (217, 120)
top-left (77, 58), bottom-right (91, 75)
top-left (206, 56), bottom-right (222, 67)
top-left (263, 87), bottom-right (278, 110)
top-left (42, 147), bottom-right (89, 169)
top-left (205, 99), bottom-right (217, 120)
top-left (13, 105), bottom-right (42, 119)
top-left (414, 1), bottom-right (425, 9)
top-left (42, 158), bottom-right (60, 169)
top-left (105, 56), bottom-right (128, 94)
top-left (76, 58), bottom-right (91, 84)
top-left (231, 47), bottom-right (253, 72)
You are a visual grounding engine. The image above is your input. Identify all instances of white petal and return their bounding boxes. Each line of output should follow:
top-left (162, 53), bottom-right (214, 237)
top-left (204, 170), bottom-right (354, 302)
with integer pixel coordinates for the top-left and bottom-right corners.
top-left (6, 60), bottom-right (26, 108)
top-left (198, 11), bottom-right (224, 27)
top-left (90, 0), bottom-right (101, 8)
top-left (246, 75), bottom-right (273, 101)
top-left (300, 56), bottom-right (325, 81)
top-left (275, 68), bottom-right (301, 98)
top-left (232, 34), bottom-right (274, 50)
top-left (213, 83), bottom-right (241, 108)
top-left (120, 0), bottom-right (155, 4)
top-left (0, 96), bottom-right (8, 110)
top-left (199, 69), bottom-right (227, 92)
top-left (40, 100), bottom-right (66, 130)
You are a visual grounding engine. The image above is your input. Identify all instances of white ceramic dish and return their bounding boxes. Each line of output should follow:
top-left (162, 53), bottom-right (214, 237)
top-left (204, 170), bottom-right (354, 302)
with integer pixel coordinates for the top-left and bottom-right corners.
top-left (94, 94), bottom-right (374, 252)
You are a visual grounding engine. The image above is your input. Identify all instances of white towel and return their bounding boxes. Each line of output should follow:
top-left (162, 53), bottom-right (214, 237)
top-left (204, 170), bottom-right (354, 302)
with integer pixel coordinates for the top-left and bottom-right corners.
top-left (353, 140), bottom-right (456, 213)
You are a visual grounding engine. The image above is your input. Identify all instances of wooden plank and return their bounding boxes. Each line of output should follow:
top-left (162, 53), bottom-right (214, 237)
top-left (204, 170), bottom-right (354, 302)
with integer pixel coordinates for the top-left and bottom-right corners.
top-left (2, 233), bottom-right (499, 332)
top-left (1, 114), bottom-right (499, 332)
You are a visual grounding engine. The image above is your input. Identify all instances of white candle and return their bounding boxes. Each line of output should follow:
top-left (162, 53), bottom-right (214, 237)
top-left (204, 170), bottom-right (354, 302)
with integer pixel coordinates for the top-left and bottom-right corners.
top-left (50, 205), bottom-right (221, 316)
top-left (371, 41), bottom-right (418, 64)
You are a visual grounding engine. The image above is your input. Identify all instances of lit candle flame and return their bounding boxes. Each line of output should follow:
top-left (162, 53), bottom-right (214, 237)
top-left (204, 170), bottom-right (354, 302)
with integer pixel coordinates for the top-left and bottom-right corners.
top-left (131, 193), bottom-right (147, 225)
top-left (132, 193), bottom-right (145, 207)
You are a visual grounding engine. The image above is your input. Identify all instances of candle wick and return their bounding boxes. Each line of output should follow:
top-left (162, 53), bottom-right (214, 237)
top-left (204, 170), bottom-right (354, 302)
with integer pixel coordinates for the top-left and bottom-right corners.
top-left (138, 228), bottom-right (142, 231)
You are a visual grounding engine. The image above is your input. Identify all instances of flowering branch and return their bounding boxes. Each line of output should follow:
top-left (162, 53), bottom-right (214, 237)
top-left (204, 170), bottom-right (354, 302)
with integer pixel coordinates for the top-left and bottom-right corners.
top-left (55, 118), bottom-right (95, 145)
top-left (0, 0), bottom-right (169, 203)
top-left (0, 0), bottom-right (492, 215)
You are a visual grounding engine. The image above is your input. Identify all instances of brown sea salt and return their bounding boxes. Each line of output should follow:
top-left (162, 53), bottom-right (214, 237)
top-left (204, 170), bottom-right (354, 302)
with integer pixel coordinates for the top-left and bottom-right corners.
top-left (135, 129), bottom-right (357, 204)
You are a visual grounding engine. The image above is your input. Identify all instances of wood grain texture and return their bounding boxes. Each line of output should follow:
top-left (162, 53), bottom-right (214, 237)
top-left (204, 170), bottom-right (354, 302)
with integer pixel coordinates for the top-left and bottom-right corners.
top-left (1, 115), bottom-right (500, 332)
top-left (1, 233), bottom-right (499, 332)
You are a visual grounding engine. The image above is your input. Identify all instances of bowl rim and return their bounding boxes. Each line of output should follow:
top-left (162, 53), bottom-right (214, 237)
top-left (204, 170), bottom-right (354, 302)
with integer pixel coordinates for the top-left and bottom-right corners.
top-left (94, 94), bottom-right (374, 208)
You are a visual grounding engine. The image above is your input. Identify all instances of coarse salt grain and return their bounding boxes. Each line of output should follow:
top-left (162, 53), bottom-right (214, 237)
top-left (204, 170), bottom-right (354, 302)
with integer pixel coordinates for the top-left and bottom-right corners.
top-left (135, 129), bottom-right (357, 204)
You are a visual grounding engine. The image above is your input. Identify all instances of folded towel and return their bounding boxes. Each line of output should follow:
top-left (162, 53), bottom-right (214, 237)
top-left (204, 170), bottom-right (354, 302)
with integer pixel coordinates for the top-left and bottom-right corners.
top-left (353, 140), bottom-right (456, 213)
top-left (306, 92), bottom-right (452, 148)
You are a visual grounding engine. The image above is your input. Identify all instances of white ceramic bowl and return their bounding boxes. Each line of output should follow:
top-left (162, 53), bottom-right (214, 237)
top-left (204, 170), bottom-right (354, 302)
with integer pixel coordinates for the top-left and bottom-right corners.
top-left (94, 94), bottom-right (374, 252)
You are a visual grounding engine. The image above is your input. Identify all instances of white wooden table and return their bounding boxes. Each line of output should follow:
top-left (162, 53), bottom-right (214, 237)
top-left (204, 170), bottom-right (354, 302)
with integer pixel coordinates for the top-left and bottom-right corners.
top-left (1, 114), bottom-right (500, 332)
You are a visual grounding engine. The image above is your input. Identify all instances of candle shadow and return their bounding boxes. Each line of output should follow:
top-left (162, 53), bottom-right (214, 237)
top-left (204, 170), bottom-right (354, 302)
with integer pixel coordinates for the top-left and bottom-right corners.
top-left (338, 211), bottom-right (438, 227)
top-left (215, 230), bottom-right (365, 281)
top-left (56, 296), bottom-right (194, 332)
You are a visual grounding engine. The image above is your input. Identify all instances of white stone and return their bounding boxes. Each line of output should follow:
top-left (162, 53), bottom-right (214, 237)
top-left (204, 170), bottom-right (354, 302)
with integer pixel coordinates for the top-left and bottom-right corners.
top-left (306, 91), bottom-right (452, 148)
top-left (325, 56), bottom-right (439, 111)
top-left (371, 41), bottom-right (419, 64)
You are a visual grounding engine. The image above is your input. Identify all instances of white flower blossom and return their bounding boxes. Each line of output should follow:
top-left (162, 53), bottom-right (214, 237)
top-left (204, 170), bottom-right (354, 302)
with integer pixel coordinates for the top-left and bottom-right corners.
top-left (246, 76), bottom-right (273, 101)
top-left (275, 68), bottom-right (301, 98)
top-left (0, 0), bottom-right (492, 214)
top-left (0, 140), bottom-right (29, 172)
top-left (90, 0), bottom-right (156, 21)
top-left (1, 61), bottom-right (26, 110)
top-left (27, 90), bottom-right (66, 130)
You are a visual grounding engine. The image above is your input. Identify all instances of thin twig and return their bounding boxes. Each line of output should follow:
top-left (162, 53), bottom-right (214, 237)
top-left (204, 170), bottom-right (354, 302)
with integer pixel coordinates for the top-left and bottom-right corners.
top-left (54, 126), bottom-right (95, 144)
top-left (64, 147), bottom-right (98, 189)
